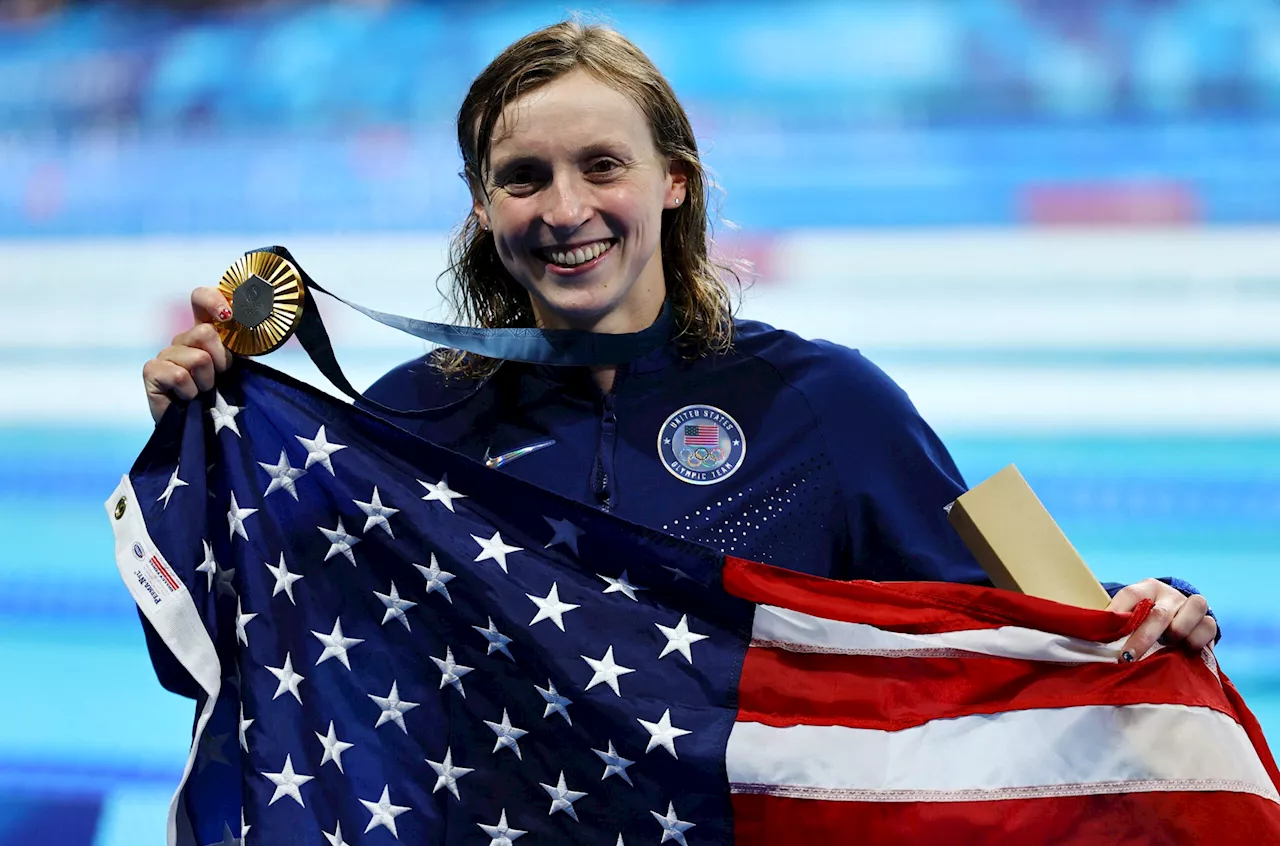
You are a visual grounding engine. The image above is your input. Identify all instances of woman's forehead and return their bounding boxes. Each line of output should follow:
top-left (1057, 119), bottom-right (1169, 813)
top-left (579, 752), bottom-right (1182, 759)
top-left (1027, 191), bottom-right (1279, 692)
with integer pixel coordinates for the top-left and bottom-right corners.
top-left (489, 70), bottom-right (650, 157)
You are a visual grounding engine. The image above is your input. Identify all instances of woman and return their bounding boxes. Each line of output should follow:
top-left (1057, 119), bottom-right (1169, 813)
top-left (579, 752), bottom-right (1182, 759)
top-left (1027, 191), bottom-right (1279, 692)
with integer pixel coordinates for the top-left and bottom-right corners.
top-left (142, 21), bottom-right (1216, 662)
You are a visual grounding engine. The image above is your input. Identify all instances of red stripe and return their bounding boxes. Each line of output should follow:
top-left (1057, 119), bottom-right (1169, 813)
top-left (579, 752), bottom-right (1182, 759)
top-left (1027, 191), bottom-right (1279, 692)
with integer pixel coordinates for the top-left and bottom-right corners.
top-left (724, 556), bottom-right (1148, 642)
top-left (150, 555), bottom-right (181, 592)
top-left (1223, 673), bottom-right (1280, 790)
top-left (737, 642), bottom-right (1235, 731)
top-left (732, 791), bottom-right (1280, 845)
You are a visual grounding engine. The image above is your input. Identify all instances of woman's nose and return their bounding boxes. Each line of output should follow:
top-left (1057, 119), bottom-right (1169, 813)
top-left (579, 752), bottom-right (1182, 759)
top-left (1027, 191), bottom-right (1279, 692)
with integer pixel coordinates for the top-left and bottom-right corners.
top-left (541, 178), bottom-right (590, 231)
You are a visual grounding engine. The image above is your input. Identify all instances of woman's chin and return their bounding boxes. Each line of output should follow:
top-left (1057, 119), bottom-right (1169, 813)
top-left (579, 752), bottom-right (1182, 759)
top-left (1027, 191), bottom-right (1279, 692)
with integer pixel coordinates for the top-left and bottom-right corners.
top-left (538, 301), bottom-right (615, 330)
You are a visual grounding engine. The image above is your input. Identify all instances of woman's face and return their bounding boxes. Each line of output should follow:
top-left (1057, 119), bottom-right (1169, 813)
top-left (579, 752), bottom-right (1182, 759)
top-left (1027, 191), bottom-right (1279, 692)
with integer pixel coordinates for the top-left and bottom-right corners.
top-left (474, 69), bottom-right (687, 333)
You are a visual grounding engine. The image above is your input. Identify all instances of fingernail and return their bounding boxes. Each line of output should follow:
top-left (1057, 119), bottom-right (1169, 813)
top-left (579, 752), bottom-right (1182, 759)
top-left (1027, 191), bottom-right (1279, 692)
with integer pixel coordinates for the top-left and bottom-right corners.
top-left (217, 307), bottom-right (232, 322)
top-left (1121, 651), bottom-right (1135, 663)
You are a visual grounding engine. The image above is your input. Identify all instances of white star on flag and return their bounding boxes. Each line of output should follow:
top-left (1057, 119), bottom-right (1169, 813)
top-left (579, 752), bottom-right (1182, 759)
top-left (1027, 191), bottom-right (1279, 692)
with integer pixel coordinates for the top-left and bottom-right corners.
top-left (598, 570), bottom-right (644, 601)
top-left (582, 646), bottom-right (635, 696)
top-left (638, 708), bottom-right (692, 758)
top-left (235, 596), bottom-right (257, 648)
top-left (651, 802), bottom-right (695, 845)
top-left (543, 515), bottom-right (584, 554)
top-left (427, 748), bottom-right (474, 800)
top-left (296, 425), bottom-right (346, 474)
top-left (322, 821), bottom-right (349, 846)
top-left (318, 517), bottom-right (360, 565)
top-left (419, 475), bottom-right (467, 512)
top-left (157, 466), bottom-right (188, 508)
top-left (265, 552), bottom-right (304, 604)
top-left (656, 614), bottom-right (710, 664)
top-left (479, 809), bottom-right (526, 845)
top-left (473, 617), bottom-right (514, 660)
top-left (374, 581), bottom-right (417, 630)
top-left (526, 582), bottom-right (580, 631)
top-left (209, 391), bottom-right (241, 436)
top-left (592, 741), bottom-right (635, 785)
top-left (536, 680), bottom-right (572, 724)
top-left (262, 754), bottom-right (314, 807)
top-left (473, 530), bottom-right (523, 573)
top-left (414, 553), bottom-right (455, 604)
top-left (484, 709), bottom-right (527, 760)
top-left (312, 617), bottom-right (364, 670)
top-left (227, 492), bottom-right (257, 542)
top-left (238, 701), bottom-right (253, 753)
top-left (359, 785), bottom-right (412, 838)
top-left (258, 449), bottom-right (306, 500)
top-left (266, 653), bottom-right (305, 704)
top-left (369, 681), bottom-right (419, 733)
top-left (355, 485), bottom-right (399, 537)
top-left (540, 771), bottom-right (587, 821)
top-left (431, 645), bottom-right (473, 697)
top-left (316, 720), bottom-right (355, 773)
top-left (196, 540), bottom-right (219, 591)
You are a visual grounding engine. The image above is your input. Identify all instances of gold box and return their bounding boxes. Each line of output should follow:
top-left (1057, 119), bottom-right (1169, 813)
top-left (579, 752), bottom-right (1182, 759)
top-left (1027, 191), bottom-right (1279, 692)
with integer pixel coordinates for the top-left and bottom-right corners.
top-left (947, 464), bottom-right (1111, 610)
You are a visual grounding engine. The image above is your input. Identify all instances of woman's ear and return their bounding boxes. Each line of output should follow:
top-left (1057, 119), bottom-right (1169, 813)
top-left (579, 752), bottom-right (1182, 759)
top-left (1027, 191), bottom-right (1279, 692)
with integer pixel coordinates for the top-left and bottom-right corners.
top-left (665, 159), bottom-right (689, 209)
top-left (467, 170), bottom-right (491, 230)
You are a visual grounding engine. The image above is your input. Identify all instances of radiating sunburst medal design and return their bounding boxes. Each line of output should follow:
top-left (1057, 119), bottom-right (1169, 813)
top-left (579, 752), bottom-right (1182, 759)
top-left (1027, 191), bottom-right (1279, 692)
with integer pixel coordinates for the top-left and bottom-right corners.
top-left (215, 250), bottom-right (306, 356)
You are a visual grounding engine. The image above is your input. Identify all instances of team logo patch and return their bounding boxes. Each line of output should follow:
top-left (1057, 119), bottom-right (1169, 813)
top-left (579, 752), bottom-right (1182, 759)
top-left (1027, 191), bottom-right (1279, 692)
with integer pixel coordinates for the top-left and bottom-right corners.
top-left (657, 404), bottom-right (745, 486)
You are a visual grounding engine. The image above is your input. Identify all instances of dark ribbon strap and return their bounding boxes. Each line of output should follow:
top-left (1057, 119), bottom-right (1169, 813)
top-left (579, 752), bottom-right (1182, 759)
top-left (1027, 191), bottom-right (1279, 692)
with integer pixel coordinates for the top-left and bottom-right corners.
top-left (262, 246), bottom-right (673, 416)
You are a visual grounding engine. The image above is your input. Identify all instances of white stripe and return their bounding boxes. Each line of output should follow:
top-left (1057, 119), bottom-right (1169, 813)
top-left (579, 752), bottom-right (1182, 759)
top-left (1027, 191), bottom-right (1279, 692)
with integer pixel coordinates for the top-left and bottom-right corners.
top-left (107, 476), bottom-right (222, 846)
top-left (727, 704), bottom-right (1280, 804)
top-left (752, 603), bottom-right (1139, 663)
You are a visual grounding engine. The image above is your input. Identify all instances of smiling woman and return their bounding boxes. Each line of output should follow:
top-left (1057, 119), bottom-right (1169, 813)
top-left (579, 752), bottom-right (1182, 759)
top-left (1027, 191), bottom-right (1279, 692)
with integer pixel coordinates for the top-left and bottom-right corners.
top-left (442, 22), bottom-right (735, 383)
top-left (474, 68), bottom-right (678, 335)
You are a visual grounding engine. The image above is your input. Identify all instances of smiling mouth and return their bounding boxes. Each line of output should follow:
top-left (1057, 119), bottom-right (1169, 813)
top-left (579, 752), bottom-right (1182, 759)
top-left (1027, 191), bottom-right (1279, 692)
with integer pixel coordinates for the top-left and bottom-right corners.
top-left (534, 239), bottom-right (617, 268)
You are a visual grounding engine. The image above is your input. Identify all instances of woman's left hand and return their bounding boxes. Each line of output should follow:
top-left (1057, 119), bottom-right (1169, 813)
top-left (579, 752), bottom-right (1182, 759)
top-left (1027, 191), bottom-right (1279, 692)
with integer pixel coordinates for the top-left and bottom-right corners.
top-left (1106, 578), bottom-right (1217, 662)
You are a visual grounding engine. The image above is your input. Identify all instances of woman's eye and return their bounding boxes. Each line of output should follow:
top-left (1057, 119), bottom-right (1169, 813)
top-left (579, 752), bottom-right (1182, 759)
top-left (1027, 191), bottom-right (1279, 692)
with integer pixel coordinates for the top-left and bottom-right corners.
top-left (495, 167), bottom-right (539, 191)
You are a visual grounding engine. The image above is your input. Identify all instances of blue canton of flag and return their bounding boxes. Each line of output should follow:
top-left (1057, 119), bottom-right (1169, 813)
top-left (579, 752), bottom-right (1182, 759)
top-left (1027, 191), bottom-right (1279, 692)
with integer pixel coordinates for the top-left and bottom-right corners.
top-left (108, 361), bottom-right (753, 846)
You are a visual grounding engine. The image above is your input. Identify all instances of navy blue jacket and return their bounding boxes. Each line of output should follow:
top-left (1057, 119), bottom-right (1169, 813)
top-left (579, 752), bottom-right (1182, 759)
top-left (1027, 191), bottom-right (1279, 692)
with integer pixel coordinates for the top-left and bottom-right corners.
top-left (365, 319), bottom-right (989, 584)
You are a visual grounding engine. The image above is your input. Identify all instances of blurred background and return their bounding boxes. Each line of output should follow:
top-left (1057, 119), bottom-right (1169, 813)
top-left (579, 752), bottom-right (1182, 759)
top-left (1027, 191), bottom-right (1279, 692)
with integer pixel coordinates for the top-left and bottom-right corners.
top-left (2, 0), bottom-right (1279, 842)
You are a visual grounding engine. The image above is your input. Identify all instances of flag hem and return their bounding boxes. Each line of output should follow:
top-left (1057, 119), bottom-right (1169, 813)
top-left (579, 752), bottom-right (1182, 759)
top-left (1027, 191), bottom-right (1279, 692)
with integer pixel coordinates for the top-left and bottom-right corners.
top-left (106, 474), bottom-right (223, 846)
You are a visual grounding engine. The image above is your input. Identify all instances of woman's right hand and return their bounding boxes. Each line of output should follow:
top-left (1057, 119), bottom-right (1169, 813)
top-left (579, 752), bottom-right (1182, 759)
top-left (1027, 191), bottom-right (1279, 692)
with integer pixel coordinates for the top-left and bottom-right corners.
top-left (142, 286), bottom-right (236, 424)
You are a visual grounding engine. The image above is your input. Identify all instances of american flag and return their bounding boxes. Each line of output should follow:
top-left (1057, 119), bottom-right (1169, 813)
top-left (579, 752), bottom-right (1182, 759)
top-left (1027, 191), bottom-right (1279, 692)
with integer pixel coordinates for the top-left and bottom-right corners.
top-left (683, 425), bottom-right (720, 447)
top-left (108, 361), bottom-right (1280, 846)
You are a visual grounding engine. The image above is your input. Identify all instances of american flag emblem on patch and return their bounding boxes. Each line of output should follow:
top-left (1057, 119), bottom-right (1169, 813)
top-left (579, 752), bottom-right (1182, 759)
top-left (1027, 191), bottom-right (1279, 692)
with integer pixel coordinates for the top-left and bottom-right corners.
top-left (684, 424), bottom-right (720, 446)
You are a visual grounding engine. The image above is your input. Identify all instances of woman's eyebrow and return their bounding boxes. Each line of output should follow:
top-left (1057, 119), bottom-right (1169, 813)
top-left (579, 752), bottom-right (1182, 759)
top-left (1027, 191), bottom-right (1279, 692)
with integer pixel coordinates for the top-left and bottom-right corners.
top-left (488, 153), bottom-right (540, 177)
top-left (580, 142), bottom-right (633, 160)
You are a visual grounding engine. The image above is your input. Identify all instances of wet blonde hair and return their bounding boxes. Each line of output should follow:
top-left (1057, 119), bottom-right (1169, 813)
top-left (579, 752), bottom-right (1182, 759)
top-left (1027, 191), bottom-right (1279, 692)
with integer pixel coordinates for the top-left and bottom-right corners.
top-left (436, 19), bottom-right (740, 379)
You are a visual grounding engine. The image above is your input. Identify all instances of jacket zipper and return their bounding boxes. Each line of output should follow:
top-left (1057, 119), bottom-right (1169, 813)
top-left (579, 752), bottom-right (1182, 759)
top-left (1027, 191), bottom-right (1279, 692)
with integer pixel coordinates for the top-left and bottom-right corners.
top-left (591, 370), bottom-right (625, 512)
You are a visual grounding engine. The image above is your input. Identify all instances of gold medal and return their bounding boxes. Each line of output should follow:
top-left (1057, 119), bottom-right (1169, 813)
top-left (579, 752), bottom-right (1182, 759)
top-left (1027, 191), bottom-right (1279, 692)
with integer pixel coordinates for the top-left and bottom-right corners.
top-left (215, 250), bottom-right (306, 356)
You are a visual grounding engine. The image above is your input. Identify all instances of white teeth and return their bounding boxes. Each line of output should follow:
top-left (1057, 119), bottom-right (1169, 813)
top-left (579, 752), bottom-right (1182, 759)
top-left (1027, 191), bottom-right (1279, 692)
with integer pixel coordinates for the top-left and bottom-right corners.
top-left (545, 240), bottom-right (612, 267)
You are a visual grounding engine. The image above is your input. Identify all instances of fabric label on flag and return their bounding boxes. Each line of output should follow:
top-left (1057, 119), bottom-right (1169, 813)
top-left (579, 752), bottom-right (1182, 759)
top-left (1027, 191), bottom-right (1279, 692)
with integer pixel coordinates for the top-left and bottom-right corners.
top-left (106, 475), bottom-right (223, 846)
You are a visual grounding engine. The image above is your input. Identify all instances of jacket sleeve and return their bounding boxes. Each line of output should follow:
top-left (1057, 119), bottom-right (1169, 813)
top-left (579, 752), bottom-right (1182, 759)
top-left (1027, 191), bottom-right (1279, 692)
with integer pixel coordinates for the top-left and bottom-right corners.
top-left (795, 343), bottom-right (991, 585)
